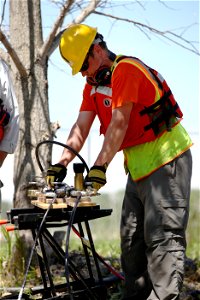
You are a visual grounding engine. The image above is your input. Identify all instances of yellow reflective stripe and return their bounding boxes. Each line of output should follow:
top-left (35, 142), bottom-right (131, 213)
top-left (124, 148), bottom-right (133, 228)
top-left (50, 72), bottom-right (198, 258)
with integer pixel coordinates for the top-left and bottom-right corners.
top-left (113, 57), bottom-right (162, 101)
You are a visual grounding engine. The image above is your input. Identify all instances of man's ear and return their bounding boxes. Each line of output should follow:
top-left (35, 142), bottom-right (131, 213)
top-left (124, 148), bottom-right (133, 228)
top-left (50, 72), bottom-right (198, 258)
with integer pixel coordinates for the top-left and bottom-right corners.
top-left (93, 44), bottom-right (104, 56)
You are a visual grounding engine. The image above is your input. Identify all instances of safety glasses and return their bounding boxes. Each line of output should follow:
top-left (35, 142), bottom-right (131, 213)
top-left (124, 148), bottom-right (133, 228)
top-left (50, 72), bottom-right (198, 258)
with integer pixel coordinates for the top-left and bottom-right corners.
top-left (80, 45), bottom-right (94, 73)
top-left (80, 52), bottom-right (90, 72)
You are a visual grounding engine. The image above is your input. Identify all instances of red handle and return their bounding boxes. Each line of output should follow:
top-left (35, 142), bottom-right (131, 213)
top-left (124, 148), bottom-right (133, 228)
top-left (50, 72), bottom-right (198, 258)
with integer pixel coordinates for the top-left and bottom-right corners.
top-left (0, 219), bottom-right (9, 225)
top-left (5, 225), bottom-right (16, 232)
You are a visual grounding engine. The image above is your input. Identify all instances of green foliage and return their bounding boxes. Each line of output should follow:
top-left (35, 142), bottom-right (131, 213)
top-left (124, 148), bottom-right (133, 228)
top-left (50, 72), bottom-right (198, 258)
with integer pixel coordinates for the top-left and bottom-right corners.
top-left (186, 189), bottom-right (200, 259)
top-left (94, 239), bottom-right (120, 258)
top-left (0, 229), bottom-right (41, 290)
top-left (0, 229), bottom-right (24, 287)
top-left (0, 225), bottom-right (12, 257)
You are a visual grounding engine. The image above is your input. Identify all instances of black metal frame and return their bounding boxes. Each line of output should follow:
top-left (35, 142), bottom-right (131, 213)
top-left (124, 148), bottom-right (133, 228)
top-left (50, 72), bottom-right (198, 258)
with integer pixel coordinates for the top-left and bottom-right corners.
top-left (6, 206), bottom-right (113, 299)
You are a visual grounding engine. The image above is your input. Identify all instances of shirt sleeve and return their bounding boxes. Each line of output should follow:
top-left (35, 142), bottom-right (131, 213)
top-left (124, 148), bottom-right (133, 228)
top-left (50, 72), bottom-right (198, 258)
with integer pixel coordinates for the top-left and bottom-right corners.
top-left (0, 59), bottom-right (19, 154)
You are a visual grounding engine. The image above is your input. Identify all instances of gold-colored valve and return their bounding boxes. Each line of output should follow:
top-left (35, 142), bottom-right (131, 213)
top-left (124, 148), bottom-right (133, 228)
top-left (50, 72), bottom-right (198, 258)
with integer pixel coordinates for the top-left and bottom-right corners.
top-left (73, 163), bottom-right (85, 191)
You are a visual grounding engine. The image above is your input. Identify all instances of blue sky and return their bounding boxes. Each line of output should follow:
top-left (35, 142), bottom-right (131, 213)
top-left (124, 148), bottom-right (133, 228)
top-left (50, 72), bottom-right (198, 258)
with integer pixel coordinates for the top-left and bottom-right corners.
top-left (1, 1), bottom-right (199, 201)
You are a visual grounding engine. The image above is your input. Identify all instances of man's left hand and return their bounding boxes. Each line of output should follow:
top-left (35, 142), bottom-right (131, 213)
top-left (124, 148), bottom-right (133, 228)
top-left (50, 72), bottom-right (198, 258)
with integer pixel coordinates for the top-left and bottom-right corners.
top-left (85, 165), bottom-right (107, 191)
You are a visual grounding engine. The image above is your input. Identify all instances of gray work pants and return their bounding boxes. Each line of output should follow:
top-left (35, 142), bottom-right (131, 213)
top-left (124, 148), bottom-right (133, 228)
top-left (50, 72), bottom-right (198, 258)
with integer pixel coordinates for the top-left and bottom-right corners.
top-left (120, 149), bottom-right (192, 300)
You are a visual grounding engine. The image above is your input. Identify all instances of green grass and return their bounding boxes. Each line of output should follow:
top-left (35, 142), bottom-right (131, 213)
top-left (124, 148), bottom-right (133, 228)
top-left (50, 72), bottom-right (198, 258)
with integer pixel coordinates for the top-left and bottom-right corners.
top-left (69, 235), bottom-right (120, 258)
top-left (186, 189), bottom-right (200, 259)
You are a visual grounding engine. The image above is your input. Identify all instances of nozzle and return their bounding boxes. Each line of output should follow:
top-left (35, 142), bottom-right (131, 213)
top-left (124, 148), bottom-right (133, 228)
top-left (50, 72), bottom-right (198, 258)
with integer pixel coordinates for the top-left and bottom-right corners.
top-left (73, 163), bottom-right (85, 191)
top-left (0, 219), bottom-right (9, 225)
top-left (5, 225), bottom-right (16, 232)
top-left (73, 163), bottom-right (85, 174)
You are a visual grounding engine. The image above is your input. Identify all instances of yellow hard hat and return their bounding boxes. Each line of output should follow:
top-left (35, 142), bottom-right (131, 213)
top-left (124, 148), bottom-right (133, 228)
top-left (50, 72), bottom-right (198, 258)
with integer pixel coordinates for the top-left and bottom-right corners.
top-left (59, 24), bottom-right (97, 75)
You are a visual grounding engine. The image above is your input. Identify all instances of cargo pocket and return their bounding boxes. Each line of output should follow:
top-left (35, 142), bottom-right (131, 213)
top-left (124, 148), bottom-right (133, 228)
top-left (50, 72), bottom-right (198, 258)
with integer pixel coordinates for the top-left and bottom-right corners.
top-left (160, 198), bottom-right (188, 230)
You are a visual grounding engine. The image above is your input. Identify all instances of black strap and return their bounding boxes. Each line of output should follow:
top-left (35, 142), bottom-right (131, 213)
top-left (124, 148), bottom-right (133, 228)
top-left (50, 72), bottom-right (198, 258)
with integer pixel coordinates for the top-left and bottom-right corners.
top-left (140, 90), bottom-right (172, 116)
top-left (141, 93), bottom-right (181, 135)
top-left (115, 56), bottom-right (182, 136)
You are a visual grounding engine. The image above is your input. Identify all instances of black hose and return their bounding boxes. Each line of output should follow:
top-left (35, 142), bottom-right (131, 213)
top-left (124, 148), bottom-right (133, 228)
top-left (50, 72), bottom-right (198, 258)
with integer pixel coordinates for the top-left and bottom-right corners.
top-left (35, 140), bottom-right (89, 173)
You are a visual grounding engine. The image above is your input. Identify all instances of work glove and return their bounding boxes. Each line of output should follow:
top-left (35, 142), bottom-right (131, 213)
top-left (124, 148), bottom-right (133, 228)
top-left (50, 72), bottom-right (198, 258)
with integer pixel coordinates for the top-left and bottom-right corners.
top-left (46, 163), bottom-right (67, 187)
top-left (85, 165), bottom-right (107, 191)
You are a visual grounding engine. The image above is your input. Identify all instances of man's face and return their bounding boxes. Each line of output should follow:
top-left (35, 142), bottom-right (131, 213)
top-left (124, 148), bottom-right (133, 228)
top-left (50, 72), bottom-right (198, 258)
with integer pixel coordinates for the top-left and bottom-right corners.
top-left (80, 44), bottom-right (105, 78)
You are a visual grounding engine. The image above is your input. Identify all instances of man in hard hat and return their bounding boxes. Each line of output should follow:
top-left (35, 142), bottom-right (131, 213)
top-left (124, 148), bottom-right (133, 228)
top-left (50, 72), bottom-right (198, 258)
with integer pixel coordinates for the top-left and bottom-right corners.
top-left (46, 24), bottom-right (193, 300)
top-left (0, 58), bottom-right (19, 212)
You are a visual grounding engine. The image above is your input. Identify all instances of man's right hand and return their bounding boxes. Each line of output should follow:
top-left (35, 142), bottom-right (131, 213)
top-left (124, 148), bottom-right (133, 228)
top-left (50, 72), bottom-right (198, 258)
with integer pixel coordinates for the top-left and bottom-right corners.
top-left (46, 163), bottom-right (67, 187)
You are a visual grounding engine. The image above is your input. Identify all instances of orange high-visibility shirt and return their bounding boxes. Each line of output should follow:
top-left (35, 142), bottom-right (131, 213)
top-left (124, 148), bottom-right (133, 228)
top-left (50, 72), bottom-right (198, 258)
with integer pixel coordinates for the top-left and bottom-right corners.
top-left (80, 58), bottom-right (165, 149)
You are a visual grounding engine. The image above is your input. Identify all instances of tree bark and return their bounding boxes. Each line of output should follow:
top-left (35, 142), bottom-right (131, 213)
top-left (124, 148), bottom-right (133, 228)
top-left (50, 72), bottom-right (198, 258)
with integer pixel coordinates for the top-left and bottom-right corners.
top-left (9, 0), bottom-right (52, 208)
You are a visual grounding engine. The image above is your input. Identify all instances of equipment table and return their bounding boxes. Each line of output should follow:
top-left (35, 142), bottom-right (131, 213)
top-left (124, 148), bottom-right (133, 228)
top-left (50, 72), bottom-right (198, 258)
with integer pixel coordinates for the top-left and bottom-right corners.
top-left (6, 205), bottom-right (113, 300)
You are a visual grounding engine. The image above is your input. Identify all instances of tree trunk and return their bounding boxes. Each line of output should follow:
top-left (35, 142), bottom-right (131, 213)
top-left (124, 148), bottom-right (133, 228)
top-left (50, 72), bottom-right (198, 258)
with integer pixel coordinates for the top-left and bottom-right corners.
top-left (9, 0), bottom-right (52, 208)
